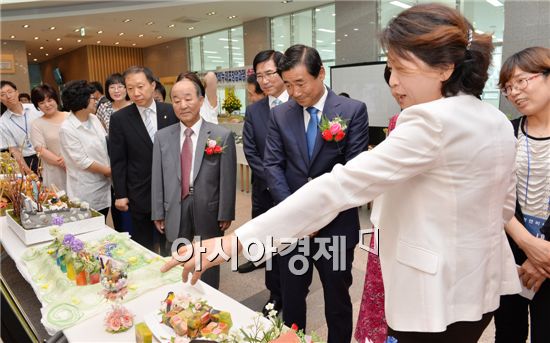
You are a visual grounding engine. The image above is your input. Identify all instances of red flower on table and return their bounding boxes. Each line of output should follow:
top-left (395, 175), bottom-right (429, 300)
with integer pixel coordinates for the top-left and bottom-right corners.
top-left (205, 138), bottom-right (225, 155)
top-left (291, 323), bottom-right (299, 331)
top-left (319, 115), bottom-right (347, 142)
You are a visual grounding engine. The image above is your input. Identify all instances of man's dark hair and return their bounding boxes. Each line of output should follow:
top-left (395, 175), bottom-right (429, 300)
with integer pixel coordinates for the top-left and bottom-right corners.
top-left (123, 66), bottom-right (156, 84)
top-left (89, 81), bottom-right (104, 95)
top-left (1, 80), bottom-right (17, 91)
top-left (154, 79), bottom-right (166, 101)
top-left (338, 92), bottom-right (350, 98)
top-left (246, 74), bottom-right (263, 95)
top-left (278, 44), bottom-right (323, 78)
top-left (31, 84), bottom-right (60, 109)
top-left (18, 93), bottom-right (31, 102)
top-left (176, 72), bottom-right (205, 98)
top-left (104, 73), bottom-right (130, 101)
top-left (62, 80), bottom-right (95, 112)
top-left (252, 50), bottom-right (284, 73)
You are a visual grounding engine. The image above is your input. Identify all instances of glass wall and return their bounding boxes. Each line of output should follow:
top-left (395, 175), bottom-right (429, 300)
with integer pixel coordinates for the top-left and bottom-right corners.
top-left (188, 26), bottom-right (244, 72)
top-left (379, 0), bottom-right (505, 107)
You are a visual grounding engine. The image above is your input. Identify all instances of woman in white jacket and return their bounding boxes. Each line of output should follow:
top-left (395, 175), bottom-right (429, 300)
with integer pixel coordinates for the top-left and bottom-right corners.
top-left (162, 4), bottom-right (520, 343)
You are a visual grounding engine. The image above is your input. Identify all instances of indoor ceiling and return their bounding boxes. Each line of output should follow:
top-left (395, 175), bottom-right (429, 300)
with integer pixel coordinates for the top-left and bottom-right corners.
top-left (1, 0), bottom-right (331, 63)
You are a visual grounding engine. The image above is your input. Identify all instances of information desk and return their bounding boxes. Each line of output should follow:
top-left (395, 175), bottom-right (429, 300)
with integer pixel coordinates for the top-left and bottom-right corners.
top-left (0, 217), bottom-right (265, 342)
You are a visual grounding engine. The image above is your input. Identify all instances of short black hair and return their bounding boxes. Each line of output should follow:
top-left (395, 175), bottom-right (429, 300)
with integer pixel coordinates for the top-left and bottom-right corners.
top-left (89, 81), bottom-right (103, 95)
top-left (384, 65), bottom-right (391, 86)
top-left (31, 84), bottom-right (60, 109)
top-left (279, 44), bottom-right (323, 78)
top-left (104, 73), bottom-right (130, 102)
top-left (252, 50), bottom-right (284, 73)
top-left (123, 66), bottom-right (156, 84)
top-left (338, 92), bottom-right (350, 98)
top-left (246, 74), bottom-right (263, 95)
top-left (18, 93), bottom-right (31, 101)
top-left (154, 79), bottom-right (166, 101)
top-left (1, 80), bottom-right (17, 91)
top-left (61, 80), bottom-right (95, 112)
top-left (176, 72), bottom-right (205, 98)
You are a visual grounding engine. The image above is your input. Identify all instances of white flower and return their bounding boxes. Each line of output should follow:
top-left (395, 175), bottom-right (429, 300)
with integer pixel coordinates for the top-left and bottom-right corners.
top-left (207, 139), bottom-right (217, 148)
top-left (264, 302), bottom-right (274, 311)
top-left (268, 309), bottom-right (278, 318)
top-left (49, 225), bottom-right (60, 236)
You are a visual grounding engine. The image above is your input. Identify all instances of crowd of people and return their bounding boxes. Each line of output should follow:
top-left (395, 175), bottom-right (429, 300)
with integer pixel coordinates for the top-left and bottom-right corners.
top-left (1, 3), bottom-right (549, 343)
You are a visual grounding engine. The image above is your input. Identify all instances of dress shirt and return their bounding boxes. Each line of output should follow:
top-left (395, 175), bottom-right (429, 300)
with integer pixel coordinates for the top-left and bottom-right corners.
top-left (59, 113), bottom-right (111, 211)
top-left (268, 90), bottom-right (289, 109)
top-left (180, 118), bottom-right (203, 186)
top-left (200, 94), bottom-right (219, 124)
top-left (137, 101), bottom-right (158, 134)
top-left (303, 86), bottom-right (328, 130)
top-left (0, 104), bottom-right (42, 155)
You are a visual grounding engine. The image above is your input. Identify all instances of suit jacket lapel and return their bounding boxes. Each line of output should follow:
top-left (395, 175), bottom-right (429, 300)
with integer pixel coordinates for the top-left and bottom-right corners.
top-left (155, 102), bottom-right (171, 130)
top-left (128, 104), bottom-right (153, 147)
top-left (310, 90), bottom-right (341, 164)
top-left (193, 121), bottom-right (210, 182)
top-left (288, 102), bottom-right (309, 166)
top-left (170, 124), bottom-right (182, 182)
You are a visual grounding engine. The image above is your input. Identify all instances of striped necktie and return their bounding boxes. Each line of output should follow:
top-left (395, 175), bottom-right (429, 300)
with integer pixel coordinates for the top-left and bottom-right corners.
top-left (143, 108), bottom-right (155, 141)
top-left (181, 128), bottom-right (193, 199)
top-left (271, 98), bottom-right (282, 109)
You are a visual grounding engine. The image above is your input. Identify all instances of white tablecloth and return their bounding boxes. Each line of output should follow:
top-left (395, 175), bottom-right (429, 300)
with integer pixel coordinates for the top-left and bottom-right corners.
top-left (0, 217), bottom-right (265, 342)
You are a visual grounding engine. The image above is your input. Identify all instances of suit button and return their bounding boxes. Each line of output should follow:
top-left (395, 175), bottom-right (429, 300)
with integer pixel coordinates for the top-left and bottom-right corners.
top-left (307, 177), bottom-right (313, 182)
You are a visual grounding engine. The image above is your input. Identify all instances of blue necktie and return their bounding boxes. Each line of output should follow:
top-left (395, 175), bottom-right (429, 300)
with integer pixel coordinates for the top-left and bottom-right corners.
top-left (306, 106), bottom-right (319, 159)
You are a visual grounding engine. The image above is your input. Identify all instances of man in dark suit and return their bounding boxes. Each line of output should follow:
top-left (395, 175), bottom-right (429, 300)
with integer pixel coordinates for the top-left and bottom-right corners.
top-left (151, 73), bottom-right (236, 289)
top-left (241, 50), bottom-right (288, 315)
top-left (265, 45), bottom-right (369, 343)
top-left (109, 66), bottom-right (178, 251)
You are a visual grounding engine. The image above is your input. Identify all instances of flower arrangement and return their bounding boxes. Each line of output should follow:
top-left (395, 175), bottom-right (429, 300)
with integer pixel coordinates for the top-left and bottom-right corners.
top-left (319, 115), bottom-right (347, 142)
top-left (222, 88), bottom-right (242, 115)
top-left (205, 137), bottom-right (225, 155)
top-left (104, 305), bottom-right (134, 333)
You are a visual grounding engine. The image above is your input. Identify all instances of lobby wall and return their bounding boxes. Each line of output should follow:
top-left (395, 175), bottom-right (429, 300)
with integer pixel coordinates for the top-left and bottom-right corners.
top-left (1, 40), bottom-right (31, 93)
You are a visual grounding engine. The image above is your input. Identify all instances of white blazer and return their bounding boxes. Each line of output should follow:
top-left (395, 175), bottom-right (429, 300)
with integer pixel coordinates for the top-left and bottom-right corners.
top-left (236, 94), bottom-right (521, 332)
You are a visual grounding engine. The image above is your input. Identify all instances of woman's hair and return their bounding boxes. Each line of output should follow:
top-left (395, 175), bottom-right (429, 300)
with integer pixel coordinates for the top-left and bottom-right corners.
top-left (176, 72), bottom-right (205, 98)
top-left (381, 3), bottom-right (494, 99)
top-left (246, 74), bottom-right (263, 95)
top-left (104, 73), bottom-right (130, 102)
top-left (498, 47), bottom-right (550, 88)
top-left (61, 80), bottom-right (95, 112)
top-left (31, 83), bottom-right (60, 109)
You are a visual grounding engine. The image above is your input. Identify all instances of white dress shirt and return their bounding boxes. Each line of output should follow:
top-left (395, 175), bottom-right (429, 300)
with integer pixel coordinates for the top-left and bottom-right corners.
top-left (59, 113), bottom-right (111, 211)
top-left (180, 118), bottom-right (203, 186)
top-left (200, 94), bottom-right (219, 124)
top-left (0, 104), bottom-right (42, 155)
top-left (137, 101), bottom-right (158, 136)
top-left (302, 86), bottom-right (328, 130)
top-left (268, 90), bottom-right (289, 109)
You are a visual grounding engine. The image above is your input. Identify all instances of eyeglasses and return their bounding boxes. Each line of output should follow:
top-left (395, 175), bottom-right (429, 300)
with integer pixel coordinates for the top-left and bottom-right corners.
top-left (256, 70), bottom-right (279, 81)
top-left (109, 84), bottom-right (125, 91)
top-left (501, 73), bottom-right (542, 96)
top-left (0, 90), bottom-right (16, 97)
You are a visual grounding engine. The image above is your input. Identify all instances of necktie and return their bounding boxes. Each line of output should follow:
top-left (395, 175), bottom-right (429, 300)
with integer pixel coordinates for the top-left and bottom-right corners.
top-left (143, 108), bottom-right (155, 141)
top-left (181, 128), bottom-right (193, 199)
top-left (271, 98), bottom-right (282, 109)
top-left (306, 106), bottom-right (319, 159)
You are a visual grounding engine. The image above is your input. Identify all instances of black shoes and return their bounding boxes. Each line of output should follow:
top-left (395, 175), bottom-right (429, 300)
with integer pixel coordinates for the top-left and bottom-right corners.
top-left (237, 260), bottom-right (266, 273)
top-left (262, 298), bottom-right (283, 317)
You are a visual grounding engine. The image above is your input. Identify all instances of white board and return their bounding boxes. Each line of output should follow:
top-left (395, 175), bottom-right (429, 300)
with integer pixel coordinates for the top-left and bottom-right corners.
top-left (330, 62), bottom-right (400, 127)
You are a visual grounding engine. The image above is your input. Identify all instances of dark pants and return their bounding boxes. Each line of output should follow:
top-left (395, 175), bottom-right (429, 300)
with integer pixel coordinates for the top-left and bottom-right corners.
top-left (24, 154), bottom-right (39, 174)
top-left (387, 311), bottom-right (493, 343)
top-left (278, 237), bottom-right (355, 343)
top-left (164, 195), bottom-right (220, 289)
top-left (494, 279), bottom-right (550, 343)
top-left (129, 210), bottom-right (156, 251)
top-left (252, 185), bottom-right (281, 302)
top-left (97, 207), bottom-right (109, 220)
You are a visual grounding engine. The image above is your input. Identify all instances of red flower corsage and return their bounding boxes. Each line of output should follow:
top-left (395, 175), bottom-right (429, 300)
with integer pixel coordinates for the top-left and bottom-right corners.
top-left (319, 115), bottom-right (347, 142)
top-left (205, 138), bottom-right (225, 155)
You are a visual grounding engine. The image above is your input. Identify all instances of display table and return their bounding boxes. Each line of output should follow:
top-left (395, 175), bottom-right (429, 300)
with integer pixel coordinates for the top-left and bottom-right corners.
top-left (0, 217), bottom-right (265, 342)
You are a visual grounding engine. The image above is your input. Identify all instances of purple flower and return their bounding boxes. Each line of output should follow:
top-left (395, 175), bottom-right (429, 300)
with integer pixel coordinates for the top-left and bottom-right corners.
top-left (51, 216), bottom-right (64, 226)
top-left (63, 234), bottom-right (75, 247)
top-left (71, 239), bottom-right (84, 252)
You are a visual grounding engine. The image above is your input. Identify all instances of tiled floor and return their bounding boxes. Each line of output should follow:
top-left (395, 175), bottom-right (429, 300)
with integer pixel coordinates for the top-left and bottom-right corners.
top-left (217, 187), bottom-right (497, 342)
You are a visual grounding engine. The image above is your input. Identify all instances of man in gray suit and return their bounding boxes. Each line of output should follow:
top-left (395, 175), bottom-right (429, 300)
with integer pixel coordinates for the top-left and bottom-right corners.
top-left (151, 73), bottom-right (236, 289)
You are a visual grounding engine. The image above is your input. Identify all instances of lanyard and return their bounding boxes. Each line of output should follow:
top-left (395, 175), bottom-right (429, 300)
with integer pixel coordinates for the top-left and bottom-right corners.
top-left (9, 110), bottom-right (29, 135)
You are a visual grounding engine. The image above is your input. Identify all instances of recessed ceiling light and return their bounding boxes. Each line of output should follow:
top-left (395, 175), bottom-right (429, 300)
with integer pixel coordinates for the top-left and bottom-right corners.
top-left (168, 24), bottom-right (175, 28)
top-left (50, 26), bottom-right (56, 30)
top-left (39, 46), bottom-right (44, 49)
top-left (146, 21), bottom-right (154, 26)
top-left (344, 34), bottom-right (348, 37)
top-left (56, 38), bottom-right (61, 41)
top-left (138, 34), bottom-right (144, 38)
top-left (23, 24), bottom-right (29, 28)
top-left (45, 53), bottom-right (49, 56)
top-left (33, 58), bottom-right (37, 62)
top-left (227, 15), bottom-right (237, 19)
top-left (97, 40), bottom-right (101, 44)
top-left (74, 28), bottom-right (80, 32)
top-left (353, 28), bottom-right (359, 31)
top-left (58, 47), bottom-right (63, 50)
top-left (28, 52), bottom-right (31, 56)
top-left (389, 1), bottom-right (412, 9)
top-left (77, 39), bottom-right (82, 43)
top-left (97, 30), bottom-right (103, 34)
top-left (119, 32), bottom-right (124, 36)
top-left (115, 42), bottom-right (120, 45)
top-left (207, 11), bottom-right (216, 16)
top-left (187, 27), bottom-right (195, 30)
top-left (132, 43), bottom-right (136, 46)
top-left (315, 8), bottom-right (321, 12)
top-left (34, 36), bottom-right (39, 40)
top-left (123, 19), bottom-right (132, 23)
top-left (10, 35), bottom-right (15, 39)
top-left (156, 35), bottom-right (163, 39)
